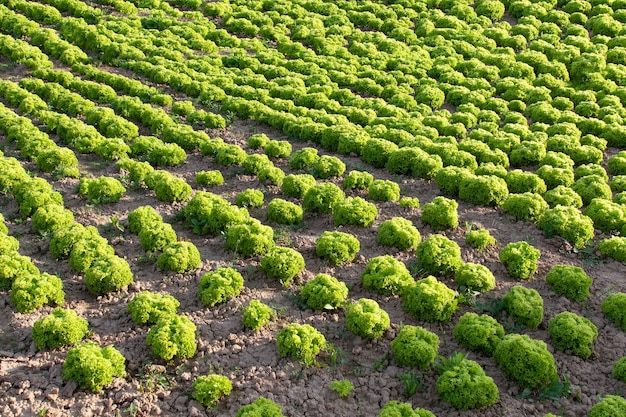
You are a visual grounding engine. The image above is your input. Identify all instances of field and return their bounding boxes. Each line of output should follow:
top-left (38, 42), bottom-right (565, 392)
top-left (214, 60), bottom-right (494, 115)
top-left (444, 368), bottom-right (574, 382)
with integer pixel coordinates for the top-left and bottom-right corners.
top-left (1, 0), bottom-right (626, 416)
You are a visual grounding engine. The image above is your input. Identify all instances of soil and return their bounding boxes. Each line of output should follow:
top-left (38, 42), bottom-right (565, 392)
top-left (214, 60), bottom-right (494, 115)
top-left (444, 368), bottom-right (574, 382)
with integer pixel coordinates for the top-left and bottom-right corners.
top-left (1, 119), bottom-right (626, 417)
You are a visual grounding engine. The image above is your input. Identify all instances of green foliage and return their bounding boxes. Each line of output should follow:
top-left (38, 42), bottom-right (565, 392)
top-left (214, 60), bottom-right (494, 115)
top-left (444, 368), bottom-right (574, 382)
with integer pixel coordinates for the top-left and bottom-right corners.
top-left (68, 234), bottom-right (115, 273)
top-left (36, 147), bottom-right (79, 178)
top-left (62, 342), bottom-right (125, 392)
top-left (572, 175), bottom-right (612, 206)
top-left (215, 144), bottom-right (247, 166)
top-left (602, 292), bottom-right (626, 330)
top-left (117, 159), bottom-right (154, 183)
top-left (289, 147), bottom-right (319, 171)
top-left (316, 230), bottom-right (360, 265)
top-left (612, 357), bottom-right (626, 383)
top-left (466, 228), bottom-right (496, 250)
top-left (330, 379), bottom-right (354, 397)
top-left (258, 166), bottom-right (285, 186)
top-left (146, 314), bottom-right (197, 361)
top-left (84, 255), bottom-right (133, 295)
top-left (549, 312), bottom-right (598, 359)
top-left (421, 196), bottom-right (458, 231)
top-left (345, 298), bottom-right (390, 340)
top-left (303, 182), bottom-right (345, 213)
top-left (31, 204), bottom-right (74, 236)
top-left (402, 276), bottom-right (458, 322)
top-left (242, 154), bottom-right (273, 175)
top-left (545, 265), bottom-right (592, 302)
top-left (599, 237), bottom-right (626, 262)
top-left (458, 175), bottom-right (509, 206)
top-left (157, 241), bottom-right (201, 273)
top-left (499, 241), bottom-right (540, 280)
top-left (454, 262), bottom-right (496, 293)
top-left (368, 179), bottom-right (401, 202)
top-left (301, 273), bottom-right (348, 310)
top-left (11, 272), bottom-right (63, 313)
top-left (139, 222), bottom-right (177, 252)
top-left (236, 189), bottom-right (265, 209)
top-left (379, 401), bottom-right (435, 417)
top-left (196, 170), bottom-right (224, 187)
top-left (505, 170), bottom-right (547, 194)
top-left (281, 174), bottom-right (316, 198)
top-left (332, 197), bottom-right (377, 227)
top-left (79, 176), bottom-right (126, 204)
top-left (126, 291), bottom-right (180, 326)
top-left (453, 312), bottom-right (504, 356)
top-left (276, 323), bottom-right (326, 366)
top-left (32, 307), bottom-right (89, 350)
top-left (225, 218), bottom-right (275, 257)
top-left (247, 133), bottom-right (270, 150)
top-left (376, 217), bottom-right (421, 250)
top-left (183, 192), bottom-right (249, 236)
top-left (192, 374), bottom-right (232, 408)
top-left (502, 286), bottom-right (544, 329)
top-left (415, 234), bottom-right (463, 276)
top-left (399, 197), bottom-right (420, 209)
top-left (361, 255), bottom-right (414, 296)
top-left (147, 171), bottom-right (192, 203)
top-left (264, 140), bottom-right (292, 159)
top-left (149, 142), bottom-right (186, 166)
top-left (502, 193), bottom-right (549, 222)
top-left (588, 395), bottom-right (626, 417)
top-left (584, 198), bottom-right (626, 234)
top-left (268, 199), bottom-right (303, 225)
top-left (235, 397), bottom-right (285, 417)
top-left (242, 300), bottom-right (273, 330)
top-left (261, 246), bottom-right (305, 286)
top-left (342, 170), bottom-right (374, 190)
top-left (128, 206), bottom-right (162, 235)
top-left (493, 334), bottom-right (557, 389)
top-left (362, 138), bottom-right (398, 169)
top-left (538, 205), bottom-right (594, 248)
top-left (0, 234), bottom-right (18, 255)
top-left (198, 267), bottom-right (244, 307)
top-left (314, 155), bottom-right (346, 179)
top-left (434, 353), bottom-right (499, 410)
top-left (390, 325), bottom-right (439, 369)
top-left (543, 186), bottom-right (583, 208)
top-left (435, 166), bottom-right (473, 196)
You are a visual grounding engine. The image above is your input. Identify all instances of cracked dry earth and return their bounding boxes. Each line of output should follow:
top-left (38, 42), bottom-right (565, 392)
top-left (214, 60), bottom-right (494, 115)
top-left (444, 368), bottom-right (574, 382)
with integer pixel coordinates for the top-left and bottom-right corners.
top-left (1, 120), bottom-right (626, 417)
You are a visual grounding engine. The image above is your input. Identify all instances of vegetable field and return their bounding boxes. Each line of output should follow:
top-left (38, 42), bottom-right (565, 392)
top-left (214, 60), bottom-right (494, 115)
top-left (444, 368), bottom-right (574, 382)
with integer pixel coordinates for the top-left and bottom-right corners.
top-left (1, 0), bottom-right (626, 415)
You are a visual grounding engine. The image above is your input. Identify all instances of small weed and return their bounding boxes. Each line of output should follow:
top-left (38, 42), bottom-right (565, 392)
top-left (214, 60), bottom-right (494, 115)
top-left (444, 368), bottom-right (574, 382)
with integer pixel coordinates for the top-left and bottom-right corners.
top-left (573, 246), bottom-right (602, 266)
top-left (458, 285), bottom-right (481, 306)
top-left (126, 402), bottom-right (139, 417)
top-left (137, 363), bottom-right (175, 393)
top-left (330, 379), bottom-right (354, 397)
top-left (351, 366), bottom-right (363, 376)
top-left (474, 295), bottom-right (506, 317)
top-left (326, 345), bottom-right (348, 367)
top-left (109, 215), bottom-right (125, 233)
top-left (374, 353), bottom-right (391, 372)
top-left (397, 370), bottom-right (424, 397)
top-left (274, 227), bottom-right (293, 246)
top-left (516, 374), bottom-right (572, 405)
top-left (283, 289), bottom-right (308, 310)
top-left (36, 409), bottom-right (48, 417)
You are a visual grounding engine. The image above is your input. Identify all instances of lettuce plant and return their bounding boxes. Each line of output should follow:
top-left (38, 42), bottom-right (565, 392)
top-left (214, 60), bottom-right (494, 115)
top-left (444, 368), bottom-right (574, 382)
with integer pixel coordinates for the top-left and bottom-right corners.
top-left (276, 323), bottom-right (326, 366)
top-left (68, 234), bottom-right (115, 273)
top-left (599, 237), bottom-right (626, 262)
top-left (36, 147), bottom-right (79, 178)
top-left (268, 199), bottom-right (303, 225)
top-left (146, 314), bottom-right (197, 360)
top-left (368, 179), bottom-right (400, 202)
top-left (549, 311), bottom-right (598, 359)
top-left (465, 228), bottom-right (496, 250)
top-left (139, 222), bottom-right (177, 252)
top-left (301, 273), bottom-right (348, 310)
top-left (402, 276), bottom-right (458, 322)
top-left (281, 174), bottom-right (316, 198)
top-left (345, 298), bottom-right (390, 340)
top-left (289, 147), bottom-right (319, 171)
top-left (332, 197), bottom-right (377, 227)
top-left (215, 144), bottom-right (247, 166)
top-left (545, 265), bottom-right (592, 302)
top-left (602, 292), bottom-right (626, 330)
top-left (588, 395), bottom-right (626, 417)
top-left (454, 262), bottom-right (496, 293)
top-left (247, 133), bottom-right (270, 150)
top-left (435, 166), bottom-right (473, 196)
top-left (127, 291), bottom-right (180, 325)
top-left (235, 397), bottom-right (284, 417)
top-left (147, 171), bottom-right (192, 203)
top-left (453, 312), bottom-right (504, 356)
top-left (612, 357), bottom-right (626, 383)
top-left (192, 374), bottom-right (232, 408)
top-left (9, 271), bottom-right (60, 314)
top-left (584, 198), bottom-right (626, 234)
top-left (499, 241), bottom-right (540, 280)
top-left (303, 182), bottom-right (345, 213)
top-left (316, 230), bottom-right (360, 265)
top-left (0, 234), bottom-right (18, 255)
top-left (458, 174), bottom-right (509, 206)
top-left (79, 176), bottom-right (126, 204)
top-left (242, 300), bottom-right (273, 330)
top-left (361, 255), bottom-right (414, 296)
top-left (505, 170), bottom-right (547, 194)
top-left (261, 246), bottom-right (305, 286)
top-left (264, 140), bottom-right (292, 159)
top-left (399, 197), bottom-right (420, 209)
top-left (128, 206), bottom-right (162, 235)
top-left (538, 205), bottom-right (594, 248)
top-left (84, 255), bottom-right (133, 295)
top-left (32, 307), bottom-right (89, 350)
top-left (236, 189), bottom-right (265, 209)
top-left (376, 217), bottom-right (421, 250)
top-left (314, 155), bottom-right (345, 179)
top-left (196, 170), bottom-right (224, 187)
top-left (415, 234), bottom-right (463, 276)
top-left (390, 325), bottom-right (439, 369)
top-left (543, 185), bottom-right (583, 208)
top-left (493, 334), bottom-right (557, 389)
top-left (258, 166), bottom-right (285, 186)
top-left (342, 170), bottom-right (373, 190)
top-left (502, 285), bottom-right (544, 328)
top-left (198, 267), bottom-right (244, 307)
top-left (379, 401), bottom-right (435, 417)
top-left (63, 342), bottom-right (125, 392)
top-left (502, 192), bottom-right (549, 222)
top-left (572, 174), bottom-right (612, 205)
top-left (361, 138), bottom-right (398, 169)
top-left (183, 192), bottom-right (249, 236)
top-left (421, 196), bottom-right (458, 231)
top-left (225, 218), bottom-right (275, 257)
